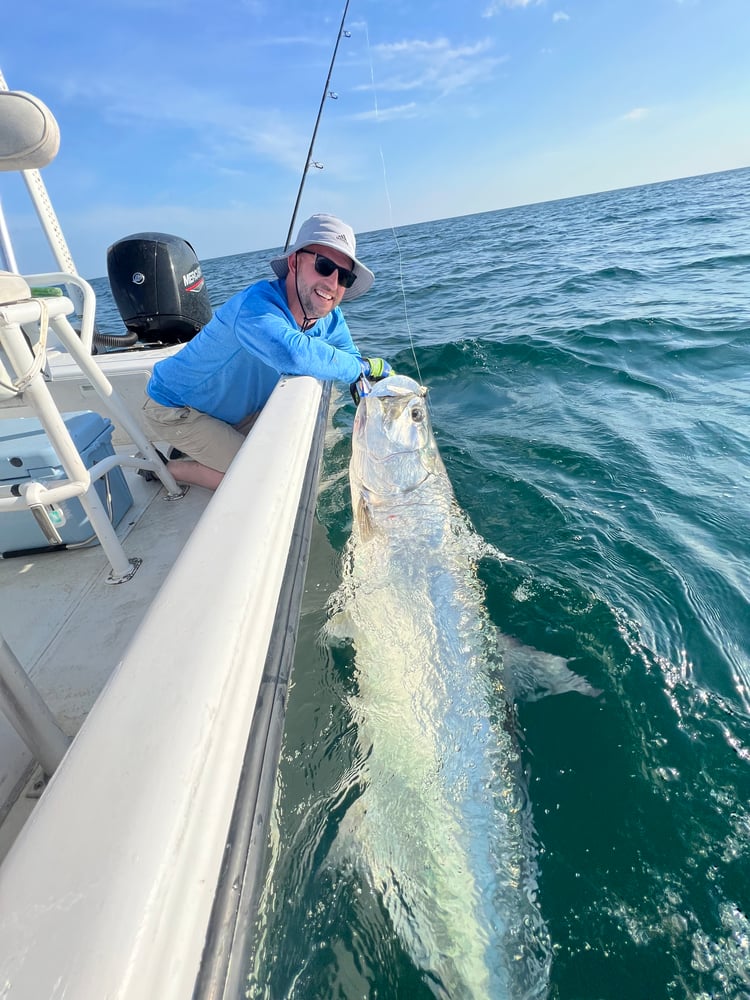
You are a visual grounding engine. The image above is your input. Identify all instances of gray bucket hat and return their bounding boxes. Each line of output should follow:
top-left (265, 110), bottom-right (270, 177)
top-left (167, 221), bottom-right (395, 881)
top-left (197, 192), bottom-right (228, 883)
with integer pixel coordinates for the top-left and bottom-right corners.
top-left (270, 213), bottom-right (374, 301)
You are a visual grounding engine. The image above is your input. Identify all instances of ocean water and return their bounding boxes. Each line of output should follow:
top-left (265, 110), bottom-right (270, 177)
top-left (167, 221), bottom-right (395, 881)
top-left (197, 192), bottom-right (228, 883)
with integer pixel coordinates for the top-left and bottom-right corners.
top-left (98, 167), bottom-right (750, 998)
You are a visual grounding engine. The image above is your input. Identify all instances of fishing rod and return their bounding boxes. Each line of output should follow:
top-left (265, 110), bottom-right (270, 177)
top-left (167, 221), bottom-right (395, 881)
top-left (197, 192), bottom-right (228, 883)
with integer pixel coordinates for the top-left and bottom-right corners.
top-left (283, 0), bottom-right (352, 251)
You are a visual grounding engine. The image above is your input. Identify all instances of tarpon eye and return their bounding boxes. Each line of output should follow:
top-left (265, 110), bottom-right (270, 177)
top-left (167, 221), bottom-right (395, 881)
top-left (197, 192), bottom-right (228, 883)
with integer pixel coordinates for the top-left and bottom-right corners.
top-left (411, 406), bottom-right (424, 423)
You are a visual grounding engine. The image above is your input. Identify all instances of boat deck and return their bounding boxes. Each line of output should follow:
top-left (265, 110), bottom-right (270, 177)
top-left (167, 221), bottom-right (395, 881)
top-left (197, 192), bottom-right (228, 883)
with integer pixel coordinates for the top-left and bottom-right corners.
top-left (0, 460), bottom-right (210, 860)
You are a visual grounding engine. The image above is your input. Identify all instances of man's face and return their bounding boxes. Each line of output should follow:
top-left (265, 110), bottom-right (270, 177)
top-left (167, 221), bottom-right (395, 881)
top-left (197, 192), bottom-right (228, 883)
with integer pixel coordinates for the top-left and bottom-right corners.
top-left (289, 242), bottom-right (353, 320)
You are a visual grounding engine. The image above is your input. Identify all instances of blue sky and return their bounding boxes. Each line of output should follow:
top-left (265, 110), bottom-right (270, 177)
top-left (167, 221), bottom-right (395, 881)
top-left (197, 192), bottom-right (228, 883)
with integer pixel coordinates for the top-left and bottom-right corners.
top-left (1, 0), bottom-right (748, 278)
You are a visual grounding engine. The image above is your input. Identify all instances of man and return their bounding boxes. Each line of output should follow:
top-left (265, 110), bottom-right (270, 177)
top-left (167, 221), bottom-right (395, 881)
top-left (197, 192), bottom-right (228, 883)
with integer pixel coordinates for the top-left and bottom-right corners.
top-left (141, 213), bottom-right (391, 490)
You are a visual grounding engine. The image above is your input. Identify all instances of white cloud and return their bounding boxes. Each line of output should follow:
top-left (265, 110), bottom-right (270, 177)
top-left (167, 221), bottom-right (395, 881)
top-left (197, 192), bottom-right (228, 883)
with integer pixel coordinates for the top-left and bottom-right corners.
top-left (622, 107), bottom-right (650, 121)
top-left (246, 34), bottom-right (330, 47)
top-left (483, 0), bottom-right (542, 16)
top-left (351, 102), bottom-right (419, 122)
top-left (552, 11), bottom-right (570, 22)
top-left (375, 38), bottom-right (493, 60)
top-left (367, 37), bottom-right (504, 97)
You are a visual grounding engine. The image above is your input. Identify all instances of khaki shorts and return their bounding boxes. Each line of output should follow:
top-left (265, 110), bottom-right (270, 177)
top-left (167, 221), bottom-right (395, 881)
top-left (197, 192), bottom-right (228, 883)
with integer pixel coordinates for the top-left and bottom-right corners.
top-left (141, 395), bottom-right (259, 474)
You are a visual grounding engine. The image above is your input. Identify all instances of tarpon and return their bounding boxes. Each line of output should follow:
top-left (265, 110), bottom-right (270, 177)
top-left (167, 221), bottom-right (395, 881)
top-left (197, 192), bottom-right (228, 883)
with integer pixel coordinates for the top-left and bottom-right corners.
top-left (327, 374), bottom-right (595, 998)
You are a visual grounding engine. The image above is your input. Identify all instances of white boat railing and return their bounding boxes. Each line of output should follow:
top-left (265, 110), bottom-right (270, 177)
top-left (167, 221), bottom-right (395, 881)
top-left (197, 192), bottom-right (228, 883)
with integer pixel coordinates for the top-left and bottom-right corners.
top-left (193, 379), bottom-right (331, 998)
top-left (0, 374), bottom-right (329, 998)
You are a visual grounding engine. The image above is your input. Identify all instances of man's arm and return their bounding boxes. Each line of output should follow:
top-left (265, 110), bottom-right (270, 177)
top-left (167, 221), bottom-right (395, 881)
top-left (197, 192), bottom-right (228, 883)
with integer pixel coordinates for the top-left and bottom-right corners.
top-left (236, 308), bottom-right (364, 382)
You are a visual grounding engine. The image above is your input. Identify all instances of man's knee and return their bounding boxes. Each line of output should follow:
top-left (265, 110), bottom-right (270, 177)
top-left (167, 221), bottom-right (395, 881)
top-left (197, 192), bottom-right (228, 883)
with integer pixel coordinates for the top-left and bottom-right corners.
top-left (141, 395), bottom-right (245, 474)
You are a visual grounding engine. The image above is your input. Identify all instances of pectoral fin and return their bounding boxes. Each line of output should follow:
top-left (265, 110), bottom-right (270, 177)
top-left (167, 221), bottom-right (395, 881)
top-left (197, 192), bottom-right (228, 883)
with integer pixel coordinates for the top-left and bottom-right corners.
top-left (497, 633), bottom-right (602, 702)
top-left (356, 497), bottom-right (376, 541)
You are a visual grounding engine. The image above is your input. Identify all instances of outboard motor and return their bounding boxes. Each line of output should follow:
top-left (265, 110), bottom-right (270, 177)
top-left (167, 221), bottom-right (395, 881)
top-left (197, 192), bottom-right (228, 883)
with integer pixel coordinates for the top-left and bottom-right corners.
top-left (107, 232), bottom-right (213, 345)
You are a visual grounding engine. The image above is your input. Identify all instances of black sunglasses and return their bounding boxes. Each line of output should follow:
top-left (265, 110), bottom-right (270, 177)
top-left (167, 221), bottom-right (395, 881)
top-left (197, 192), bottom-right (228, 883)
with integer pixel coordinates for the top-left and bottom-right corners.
top-left (297, 249), bottom-right (357, 289)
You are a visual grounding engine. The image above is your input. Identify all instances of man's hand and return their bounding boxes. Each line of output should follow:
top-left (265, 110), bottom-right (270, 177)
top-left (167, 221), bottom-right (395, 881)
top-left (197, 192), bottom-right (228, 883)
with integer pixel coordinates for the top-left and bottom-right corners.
top-left (364, 357), bottom-right (392, 381)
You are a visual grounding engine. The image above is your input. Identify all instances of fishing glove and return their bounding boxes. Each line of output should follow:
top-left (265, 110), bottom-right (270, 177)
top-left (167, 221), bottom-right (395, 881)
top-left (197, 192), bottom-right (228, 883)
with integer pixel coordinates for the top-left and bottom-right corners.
top-left (364, 357), bottom-right (392, 381)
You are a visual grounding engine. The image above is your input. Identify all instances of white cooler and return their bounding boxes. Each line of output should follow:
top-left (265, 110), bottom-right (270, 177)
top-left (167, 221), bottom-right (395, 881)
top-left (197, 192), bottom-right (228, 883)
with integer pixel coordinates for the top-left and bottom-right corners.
top-left (0, 411), bottom-right (133, 556)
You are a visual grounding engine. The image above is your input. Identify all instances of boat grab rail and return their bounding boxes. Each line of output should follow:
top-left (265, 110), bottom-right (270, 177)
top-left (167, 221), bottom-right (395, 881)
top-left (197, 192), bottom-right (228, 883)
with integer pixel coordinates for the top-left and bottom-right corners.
top-left (21, 271), bottom-right (96, 353)
top-left (0, 447), bottom-right (134, 511)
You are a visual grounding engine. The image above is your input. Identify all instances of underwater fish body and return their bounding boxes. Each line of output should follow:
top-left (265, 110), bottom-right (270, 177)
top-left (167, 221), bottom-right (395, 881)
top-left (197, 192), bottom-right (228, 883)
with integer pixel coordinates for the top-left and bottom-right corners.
top-left (327, 374), bottom-right (567, 998)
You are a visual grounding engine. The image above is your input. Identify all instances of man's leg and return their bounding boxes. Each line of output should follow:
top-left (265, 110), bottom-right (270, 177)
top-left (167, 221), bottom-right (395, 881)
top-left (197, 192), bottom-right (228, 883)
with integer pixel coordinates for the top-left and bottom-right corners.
top-left (141, 397), bottom-right (246, 490)
top-left (166, 459), bottom-right (224, 490)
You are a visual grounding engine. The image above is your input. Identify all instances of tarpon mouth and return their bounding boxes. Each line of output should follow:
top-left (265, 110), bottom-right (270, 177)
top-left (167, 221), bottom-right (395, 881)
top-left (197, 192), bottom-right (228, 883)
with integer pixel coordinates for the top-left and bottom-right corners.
top-left (367, 374), bottom-right (428, 400)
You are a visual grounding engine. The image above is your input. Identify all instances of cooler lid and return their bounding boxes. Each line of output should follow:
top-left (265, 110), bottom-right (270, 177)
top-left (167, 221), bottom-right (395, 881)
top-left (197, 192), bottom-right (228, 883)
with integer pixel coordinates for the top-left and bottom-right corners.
top-left (0, 411), bottom-right (112, 484)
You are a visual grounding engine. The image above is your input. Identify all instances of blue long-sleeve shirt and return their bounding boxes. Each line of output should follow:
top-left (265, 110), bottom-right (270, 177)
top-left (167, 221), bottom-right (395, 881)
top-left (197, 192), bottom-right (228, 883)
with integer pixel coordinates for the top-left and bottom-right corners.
top-left (147, 277), bottom-right (363, 424)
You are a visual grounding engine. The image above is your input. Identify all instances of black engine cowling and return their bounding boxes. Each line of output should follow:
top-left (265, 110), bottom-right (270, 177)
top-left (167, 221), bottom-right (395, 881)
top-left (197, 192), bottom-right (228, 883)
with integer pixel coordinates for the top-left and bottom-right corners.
top-left (107, 232), bottom-right (213, 344)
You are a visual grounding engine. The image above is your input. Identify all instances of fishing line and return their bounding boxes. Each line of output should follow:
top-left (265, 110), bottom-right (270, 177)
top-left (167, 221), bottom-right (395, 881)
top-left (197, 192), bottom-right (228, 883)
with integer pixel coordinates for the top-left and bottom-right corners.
top-left (362, 18), bottom-right (423, 388)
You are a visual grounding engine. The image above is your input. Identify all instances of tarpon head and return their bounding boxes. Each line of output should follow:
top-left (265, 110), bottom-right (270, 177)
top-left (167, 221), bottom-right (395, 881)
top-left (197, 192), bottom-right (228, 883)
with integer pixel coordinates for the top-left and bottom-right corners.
top-left (350, 374), bottom-right (448, 536)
